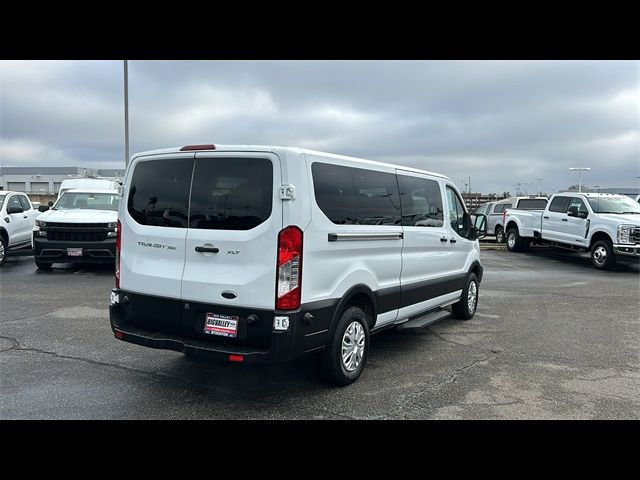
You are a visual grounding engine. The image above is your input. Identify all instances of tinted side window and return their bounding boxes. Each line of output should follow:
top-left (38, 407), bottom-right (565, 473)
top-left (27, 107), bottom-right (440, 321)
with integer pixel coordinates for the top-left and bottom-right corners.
top-left (549, 196), bottom-right (571, 213)
top-left (446, 186), bottom-right (470, 238)
top-left (493, 203), bottom-right (511, 213)
top-left (128, 158), bottom-right (194, 228)
top-left (398, 175), bottom-right (444, 227)
top-left (517, 199), bottom-right (548, 210)
top-left (567, 197), bottom-right (588, 213)
top-left (18, 195), bottom-right (31, 210)
top-left (189, 157), bottom-right (273, 231)
top-left (7, 195), bottom-right (22, 211)
top-left (312, 163), bottom-right (400, 225)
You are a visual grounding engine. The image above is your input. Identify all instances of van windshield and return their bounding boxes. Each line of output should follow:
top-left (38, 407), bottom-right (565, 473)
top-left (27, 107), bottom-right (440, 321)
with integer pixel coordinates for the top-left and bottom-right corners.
top-left (55, 192), bottom-right (119, 211)
top-left (587, 196), bottom-right (640, 214)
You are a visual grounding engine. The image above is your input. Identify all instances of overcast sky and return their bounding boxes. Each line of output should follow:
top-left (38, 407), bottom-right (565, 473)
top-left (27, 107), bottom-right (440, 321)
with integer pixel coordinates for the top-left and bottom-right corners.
top-left (1, 60), bottom-right (638, 194)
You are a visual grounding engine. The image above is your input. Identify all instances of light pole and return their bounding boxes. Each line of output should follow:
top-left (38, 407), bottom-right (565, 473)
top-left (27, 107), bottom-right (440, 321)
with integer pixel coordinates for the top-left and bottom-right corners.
top-left (536, 178), bottom-right (543, 196)
top-left (124, 60), bottom-right (130, 167)
top-left (569, 167), bottom-right (591, 193)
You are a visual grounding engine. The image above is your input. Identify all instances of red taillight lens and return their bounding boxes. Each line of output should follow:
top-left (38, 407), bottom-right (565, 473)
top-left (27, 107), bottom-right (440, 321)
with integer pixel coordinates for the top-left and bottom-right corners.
top-left (276, 226), bottom-right (303, 310)
top-left (115, 219), bottom-right (121, 288)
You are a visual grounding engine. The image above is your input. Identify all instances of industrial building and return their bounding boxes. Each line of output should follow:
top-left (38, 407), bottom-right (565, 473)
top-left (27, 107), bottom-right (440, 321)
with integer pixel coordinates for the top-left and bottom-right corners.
top-left (0, 166), bottom-right (125, 194)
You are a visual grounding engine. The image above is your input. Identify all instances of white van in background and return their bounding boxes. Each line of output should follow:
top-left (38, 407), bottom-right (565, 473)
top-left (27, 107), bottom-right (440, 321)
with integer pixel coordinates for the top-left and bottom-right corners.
top-left (110, 144), bottom-right (487, 385)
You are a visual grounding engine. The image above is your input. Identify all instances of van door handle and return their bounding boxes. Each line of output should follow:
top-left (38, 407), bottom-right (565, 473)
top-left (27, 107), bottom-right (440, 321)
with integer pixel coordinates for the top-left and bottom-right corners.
top-left (440, 237), bottom-right (448, 243)
top-left (561, 218), bottom-right (568, 222)
top-left (195, 245), bottom-right (219, 253)
top-left (449, 238), bottom-right (457, 244)
top-left (543, 216), bottom-right (549, 219)
top-left (23, 215), bottom-right (28, 218)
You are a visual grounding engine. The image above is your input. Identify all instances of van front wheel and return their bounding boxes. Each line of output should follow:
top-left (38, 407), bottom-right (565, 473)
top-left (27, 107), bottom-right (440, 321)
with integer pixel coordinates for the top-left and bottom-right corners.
top-left (452, 273), bottom-right (479, 320)
top-left (323, 306), bottom-right (370, 386)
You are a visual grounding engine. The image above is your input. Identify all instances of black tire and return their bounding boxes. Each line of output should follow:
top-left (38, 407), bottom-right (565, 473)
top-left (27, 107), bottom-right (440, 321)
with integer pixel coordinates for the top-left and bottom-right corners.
top-left (506, 228), bottom-right (529, 252)
top-left (495, 226), bottom-right (505, 243)
top-left (590, 239), bottom-right (616, 270)
top-left (452, 273), bottom-right (479, 320)
top-left (35, 261), bottom-right (52, 270)
top-left (323, 306), bottom-right (370, 386)
top-left (0, 236), bottom-right (6, 266)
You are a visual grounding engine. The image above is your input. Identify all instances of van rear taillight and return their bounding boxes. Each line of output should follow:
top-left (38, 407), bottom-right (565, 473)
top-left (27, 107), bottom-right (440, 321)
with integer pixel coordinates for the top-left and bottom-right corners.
top-left (115, 219), bottom-right (121, 288)
top-left (276, 226), bottom-right (303, 310)
top-left (180, 144), bottom-right (216, 151)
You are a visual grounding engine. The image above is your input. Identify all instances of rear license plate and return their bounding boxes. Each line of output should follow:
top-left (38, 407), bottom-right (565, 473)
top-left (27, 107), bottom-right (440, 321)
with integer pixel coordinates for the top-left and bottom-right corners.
top-left (204, 313), bottom-right (239, 338)
top-left (67, 248), bottom-right (83, 257)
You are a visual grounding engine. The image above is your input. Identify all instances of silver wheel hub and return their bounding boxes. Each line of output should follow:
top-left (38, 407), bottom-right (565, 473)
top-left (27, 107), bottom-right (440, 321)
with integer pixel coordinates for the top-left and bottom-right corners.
top-left (593, 246), bottom-right (607, 265)
top-left (341, 321), bottom-right (366, 372)
top-left (0, 241), bottom-right (5, 261)
top-left (468, 280), bottom-right (478, 313)
top-left (507, 233), bottom-right (516, 248)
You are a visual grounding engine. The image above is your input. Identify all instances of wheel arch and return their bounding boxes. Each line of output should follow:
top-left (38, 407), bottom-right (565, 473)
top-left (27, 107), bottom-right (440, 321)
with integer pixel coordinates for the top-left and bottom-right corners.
top-left (505, 220), bottom-right (519, 233)
top-left (589, 230), bottom-right (613, 250)
top-left (468, 260), bottom-right (483, 283)
top-left (0, 227), bottom-right (8, 245)
top-left (328, 284), bottom-right (377, 336)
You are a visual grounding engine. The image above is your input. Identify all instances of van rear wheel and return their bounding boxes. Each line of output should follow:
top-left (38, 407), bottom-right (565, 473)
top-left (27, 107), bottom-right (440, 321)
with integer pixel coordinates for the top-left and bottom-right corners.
top-left (323, 306), bottom-right (370, 386)
top-left (452, 273), bottom-right (479, 320)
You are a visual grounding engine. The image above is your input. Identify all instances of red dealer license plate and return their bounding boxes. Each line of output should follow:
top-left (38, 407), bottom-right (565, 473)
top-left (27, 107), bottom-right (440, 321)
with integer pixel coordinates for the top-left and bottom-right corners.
top-left (204, 313), bottom-right (239, 338)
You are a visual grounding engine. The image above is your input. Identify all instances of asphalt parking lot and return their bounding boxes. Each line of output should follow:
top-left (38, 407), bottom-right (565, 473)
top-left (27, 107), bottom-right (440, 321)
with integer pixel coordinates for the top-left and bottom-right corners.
top-left (1, 246), bottom-right (639, 419)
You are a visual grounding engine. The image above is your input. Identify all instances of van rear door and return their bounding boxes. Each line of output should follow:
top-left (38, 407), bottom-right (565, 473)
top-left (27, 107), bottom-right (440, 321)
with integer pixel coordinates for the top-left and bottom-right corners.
top-left (180, 152), bottom-right (282, 311)
top-left (120, 153), bottom-right (194, 300)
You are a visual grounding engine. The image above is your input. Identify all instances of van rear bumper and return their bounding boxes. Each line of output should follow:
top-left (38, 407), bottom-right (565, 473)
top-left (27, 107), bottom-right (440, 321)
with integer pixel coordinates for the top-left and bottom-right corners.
top-left (110, 317), bottom-right (289, 363)
top-left (109, 289), bottom-right (337, 364)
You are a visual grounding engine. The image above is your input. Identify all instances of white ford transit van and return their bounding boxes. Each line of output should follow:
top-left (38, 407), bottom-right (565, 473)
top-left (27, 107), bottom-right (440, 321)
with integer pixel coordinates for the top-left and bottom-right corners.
top-left (110, 144), bottom-right (487, 385)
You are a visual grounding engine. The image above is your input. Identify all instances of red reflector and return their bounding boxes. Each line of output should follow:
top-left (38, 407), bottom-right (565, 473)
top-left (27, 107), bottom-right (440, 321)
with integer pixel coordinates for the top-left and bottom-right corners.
top-left (180, 144), bottom-right (216, 151)
top-left (115, 331), bottom-right (124, 339)
top-left (228, 354), bottom-right (244, 363)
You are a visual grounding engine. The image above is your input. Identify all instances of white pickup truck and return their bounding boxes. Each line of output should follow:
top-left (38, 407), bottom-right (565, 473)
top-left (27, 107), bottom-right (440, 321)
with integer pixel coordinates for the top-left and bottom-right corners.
top-left (32, 188), bottom-right (119, 269)
top-left (0, 191), bottom-right (40, 266)
top-left (503, 192), bottom-right (640, 269)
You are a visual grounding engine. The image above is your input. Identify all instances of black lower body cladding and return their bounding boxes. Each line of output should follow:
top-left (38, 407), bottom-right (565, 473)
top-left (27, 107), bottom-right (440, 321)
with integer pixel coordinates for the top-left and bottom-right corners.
top-left (109, 289), bottom-right (339, 364)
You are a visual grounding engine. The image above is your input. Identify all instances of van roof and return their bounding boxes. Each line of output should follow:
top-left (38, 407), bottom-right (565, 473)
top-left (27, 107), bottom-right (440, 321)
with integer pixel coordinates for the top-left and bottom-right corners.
top-left (132, 145), bottom-right (451, 181)
top-left (63, 188), bottom-right (120, 194)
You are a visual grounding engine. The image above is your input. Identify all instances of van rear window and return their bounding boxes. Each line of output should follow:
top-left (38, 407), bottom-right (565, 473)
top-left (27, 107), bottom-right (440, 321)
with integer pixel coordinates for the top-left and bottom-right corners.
top-left (189, 157), bottom-right (273, 230)
top-left (127, 158), bottom-right (194, 228)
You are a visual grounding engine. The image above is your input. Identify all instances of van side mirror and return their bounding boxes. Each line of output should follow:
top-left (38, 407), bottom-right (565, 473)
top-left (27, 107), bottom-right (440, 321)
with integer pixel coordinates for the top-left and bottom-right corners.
top-left (38, 205), bottom-right (50, 212)
top-left (471, 213), bottom-right (487, 240)
top-left (48, 201), bottom-right (54, 207)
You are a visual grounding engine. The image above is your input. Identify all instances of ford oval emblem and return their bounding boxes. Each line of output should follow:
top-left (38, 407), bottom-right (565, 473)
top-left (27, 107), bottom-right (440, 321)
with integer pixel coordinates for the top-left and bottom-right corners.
top-left (221, 291), bottom-right (237, 300)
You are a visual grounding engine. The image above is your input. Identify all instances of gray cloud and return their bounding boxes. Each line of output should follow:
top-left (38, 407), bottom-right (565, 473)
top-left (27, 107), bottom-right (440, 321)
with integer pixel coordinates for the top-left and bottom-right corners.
top-left (1, 60), bottom-right (638, 194)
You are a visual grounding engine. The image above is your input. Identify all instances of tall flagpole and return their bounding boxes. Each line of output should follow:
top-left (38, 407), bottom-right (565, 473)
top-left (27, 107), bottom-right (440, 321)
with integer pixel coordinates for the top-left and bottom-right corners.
top-left (124, 60), bottom-right (130, 167)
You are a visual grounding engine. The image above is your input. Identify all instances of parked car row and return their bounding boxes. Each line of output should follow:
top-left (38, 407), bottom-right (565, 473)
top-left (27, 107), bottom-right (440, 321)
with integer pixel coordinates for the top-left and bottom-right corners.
top-left (474, 196), bottom-right (548, 242)
top-left (504, 192), bottom-right (640, 269)
top-left (0, 179), bottom-right (121, 267)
